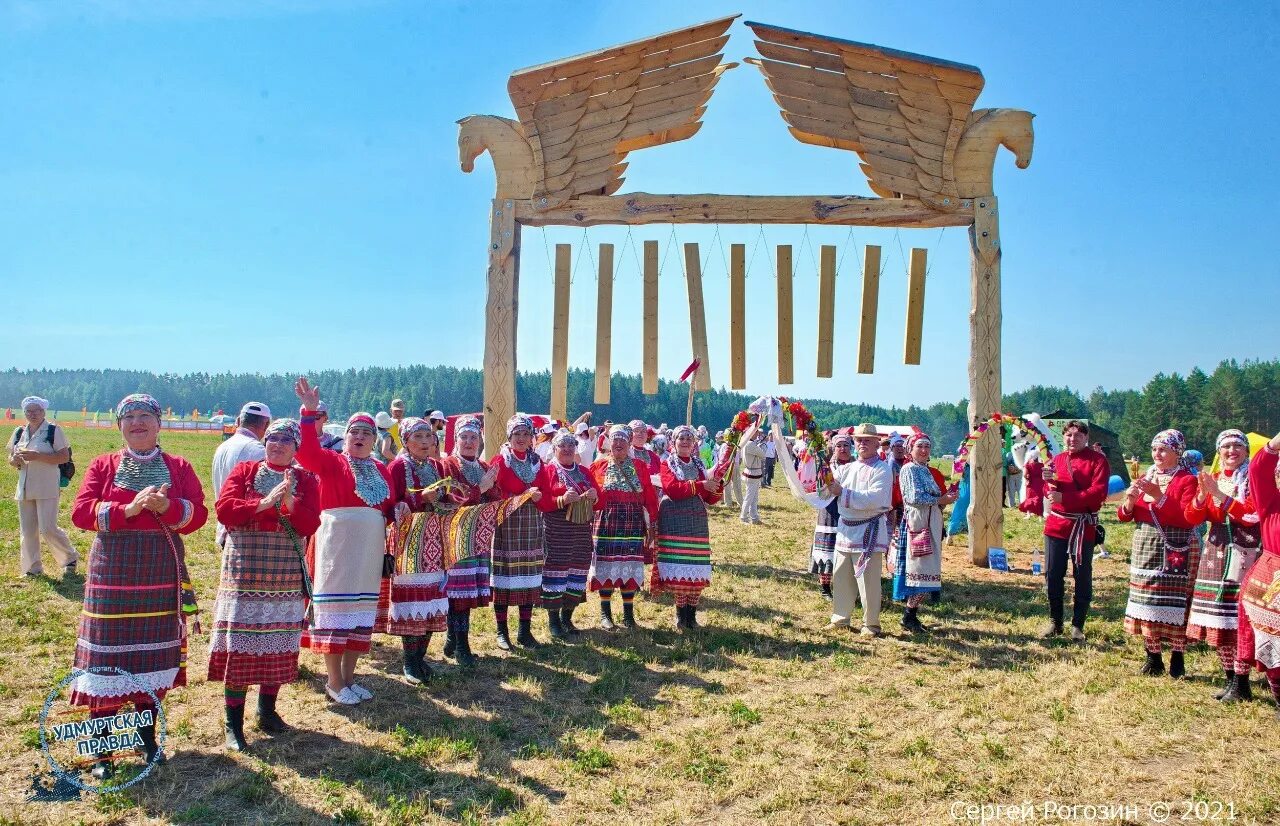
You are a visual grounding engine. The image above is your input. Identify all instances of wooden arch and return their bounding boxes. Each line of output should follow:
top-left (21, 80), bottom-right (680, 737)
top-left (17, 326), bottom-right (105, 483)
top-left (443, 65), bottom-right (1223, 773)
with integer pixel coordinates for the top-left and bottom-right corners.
top-left (457, 15), bottom-right (1035, 566)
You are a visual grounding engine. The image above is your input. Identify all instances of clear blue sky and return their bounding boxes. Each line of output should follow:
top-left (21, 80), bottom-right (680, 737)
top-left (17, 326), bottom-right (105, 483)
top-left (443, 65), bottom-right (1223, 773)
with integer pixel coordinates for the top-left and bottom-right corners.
top-left (3, 1), bottom-right (1277, 408)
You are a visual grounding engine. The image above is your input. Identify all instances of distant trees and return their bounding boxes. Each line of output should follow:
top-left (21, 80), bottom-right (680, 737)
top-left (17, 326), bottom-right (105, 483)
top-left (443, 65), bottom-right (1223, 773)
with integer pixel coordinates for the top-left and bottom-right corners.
top-left (5, 359), bottom-right (1279, 455)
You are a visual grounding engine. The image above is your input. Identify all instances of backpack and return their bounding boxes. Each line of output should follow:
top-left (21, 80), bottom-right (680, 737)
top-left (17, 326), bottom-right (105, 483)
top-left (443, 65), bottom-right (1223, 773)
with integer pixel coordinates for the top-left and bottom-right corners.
top-left (12, 424), bottom-right (75, 487)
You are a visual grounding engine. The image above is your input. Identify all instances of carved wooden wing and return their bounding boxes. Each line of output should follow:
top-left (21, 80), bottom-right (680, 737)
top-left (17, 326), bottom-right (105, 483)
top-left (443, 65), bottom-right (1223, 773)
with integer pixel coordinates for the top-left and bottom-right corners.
top-left (508, 15), bottom-right (738, 209)
top-left (746, 21), bottom-right (984, 209)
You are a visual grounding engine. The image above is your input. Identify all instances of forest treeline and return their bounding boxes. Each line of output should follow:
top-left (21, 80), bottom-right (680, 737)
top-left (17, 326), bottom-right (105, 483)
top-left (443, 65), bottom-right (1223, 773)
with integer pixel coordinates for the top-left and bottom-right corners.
top-left (4, 359), bottom-right (1278, 457)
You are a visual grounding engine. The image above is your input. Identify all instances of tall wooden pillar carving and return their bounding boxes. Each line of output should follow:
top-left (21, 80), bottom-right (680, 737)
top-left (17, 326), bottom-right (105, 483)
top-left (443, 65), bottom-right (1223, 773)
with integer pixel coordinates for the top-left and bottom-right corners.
top-left (967, 196), bottom-right (1002, 566)
top-left (484, 198), bottom-right (520, 459)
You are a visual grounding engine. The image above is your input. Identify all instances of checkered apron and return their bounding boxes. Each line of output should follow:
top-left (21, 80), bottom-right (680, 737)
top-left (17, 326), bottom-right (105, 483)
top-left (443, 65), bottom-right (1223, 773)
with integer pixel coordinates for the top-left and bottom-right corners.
top-left (490, 501), bottom-right (544, 606)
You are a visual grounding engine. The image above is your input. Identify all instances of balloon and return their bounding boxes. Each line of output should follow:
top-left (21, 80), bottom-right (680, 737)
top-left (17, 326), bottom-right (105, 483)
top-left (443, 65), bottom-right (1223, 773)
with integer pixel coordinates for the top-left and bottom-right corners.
top-left (1107, 475), bottom-right (1126, 496)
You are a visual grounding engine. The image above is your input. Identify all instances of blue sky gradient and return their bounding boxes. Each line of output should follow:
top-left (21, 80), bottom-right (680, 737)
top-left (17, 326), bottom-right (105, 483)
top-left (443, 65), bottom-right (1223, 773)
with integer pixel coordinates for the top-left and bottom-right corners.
top-left (3, 1), bottom-right (1277, 407)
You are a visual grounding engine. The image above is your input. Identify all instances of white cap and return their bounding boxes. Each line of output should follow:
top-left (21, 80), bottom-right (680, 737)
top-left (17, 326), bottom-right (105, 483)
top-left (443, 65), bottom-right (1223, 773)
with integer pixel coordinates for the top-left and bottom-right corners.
top-left (374, 411), bottom-right (395, 428)
top-left (575, 422), bottom-right (589, 435)
top-left (540, 422), bottom-right (557, 434)
top-left (428, 410), bottom-right (445, 421)
top-left (241, 401), bottom-right (271, 418)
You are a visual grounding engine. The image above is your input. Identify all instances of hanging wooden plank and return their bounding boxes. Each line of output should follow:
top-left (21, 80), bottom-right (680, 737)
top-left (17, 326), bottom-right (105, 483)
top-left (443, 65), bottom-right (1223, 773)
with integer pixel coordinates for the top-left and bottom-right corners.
top-left (594, 243), bottom-right (614, 403)
top-left (684, 243), bottom-right (711, 391)
top-left (904, 247), bottom-right (927, 365)
top-left (857, 244), bottom-right (881, 374)
top-left (777, 244), bottom-right (794, 384)
top-left (550, 243), bottom-right (572, 420)
top-left (643, 240), bottom-right (659, 394)
top-left (817, 244), bottom-right (836, 377)
top-left (730, 243), bottom-right (746, 389)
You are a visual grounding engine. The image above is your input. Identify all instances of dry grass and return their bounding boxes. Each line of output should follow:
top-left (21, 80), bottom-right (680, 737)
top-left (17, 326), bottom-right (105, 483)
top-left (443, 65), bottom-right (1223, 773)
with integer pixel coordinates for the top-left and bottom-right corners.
top-left (0, 428), bottom-right (1277, 825)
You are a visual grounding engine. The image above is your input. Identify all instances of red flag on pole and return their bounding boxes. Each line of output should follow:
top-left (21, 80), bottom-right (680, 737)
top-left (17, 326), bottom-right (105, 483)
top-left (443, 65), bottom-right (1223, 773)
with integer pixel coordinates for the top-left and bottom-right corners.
top-left (678, 358), bottom-right (701, 383)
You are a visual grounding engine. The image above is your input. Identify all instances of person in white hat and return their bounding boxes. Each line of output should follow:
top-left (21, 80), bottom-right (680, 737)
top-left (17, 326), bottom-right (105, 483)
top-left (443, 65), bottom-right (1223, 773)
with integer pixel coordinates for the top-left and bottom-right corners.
top-left (738, 417), bottom-right (768, 524)
top-left (825, 423), bottom-right (893, 636)
top-left (7, 395), bottom-right (80, 576)
top-left (211, 401), bottom-right (271, 544)
top-left (575, 421), bottom-right (597, 465)
top-left (374, 411), bottom-right (397, 463)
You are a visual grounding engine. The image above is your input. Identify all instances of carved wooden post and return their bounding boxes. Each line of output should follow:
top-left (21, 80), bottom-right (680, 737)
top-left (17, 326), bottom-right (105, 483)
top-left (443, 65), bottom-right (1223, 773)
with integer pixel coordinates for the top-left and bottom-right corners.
top-left (483, 198), bottom-right (520, 459)
top-left (967, 196), bottom-right (1001, 566)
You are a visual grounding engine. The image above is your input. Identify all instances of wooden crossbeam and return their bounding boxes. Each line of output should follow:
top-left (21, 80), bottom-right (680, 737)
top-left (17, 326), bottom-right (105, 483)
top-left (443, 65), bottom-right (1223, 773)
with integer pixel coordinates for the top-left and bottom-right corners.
top-left (550, 243), bottom-right (572, 419)
top-left (730, 243), bottom-right (746, 389)
top-left (594, 243), bottom-right (614, 402)
top-left (643, 240), bottom-right (659, 394)
top-left (684, 243), bottom-right (711, 391)
top-left (904, 247), bottom-right (926, 365)
top-left (777, 244), bottom-right (794, 384)
top-left (857, 244), bottom-right (881, 374)
top-left (817, 244), bottom-right (836, 377)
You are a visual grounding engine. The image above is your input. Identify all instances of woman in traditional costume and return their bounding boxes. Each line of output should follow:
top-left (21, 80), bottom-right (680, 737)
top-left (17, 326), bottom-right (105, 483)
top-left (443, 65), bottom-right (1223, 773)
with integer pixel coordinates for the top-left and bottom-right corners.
top-left (70, 393), bottom-right (207, 777)
top-left (486, 415), bottom-right (550, 649)
top-left (809, 435), bottom-right (850, 601)
top-left (437, 416), bottom-right (498, 667)
top-left (210, 418), bottom-right (320, 750)
top-left (892, 433), bottom-right (956, 634)
top-left (1237, 429), bottom-right (1280, 717)
top-left (294, 378), bottom-right (395, 706)
top-left (654, 425), bottom-right (722, 630)
top-left (589, 425), bottom-right (659, 629)
top-left (1018, 450), bottom-right (1046, 519)
top-left (1183, 429), bottom-right (1261, 701)
top-left (537, 431), bottom-right (602, 639)
top-left (379, 418), bottom-right (450, 684)
top-left (1118, 429), bottom-right (1200, 678)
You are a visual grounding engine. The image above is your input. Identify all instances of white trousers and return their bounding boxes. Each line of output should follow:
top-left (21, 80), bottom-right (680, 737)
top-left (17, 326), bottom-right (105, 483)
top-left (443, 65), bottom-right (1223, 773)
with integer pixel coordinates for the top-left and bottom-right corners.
top-left (831, 551), bottom-right (883, 629)
top-left (18, 497), bottom-right (79, 575)
top-left (740, 477), bottom-right (762, 522)
top-left (723, 470), bottom-right (742, 506)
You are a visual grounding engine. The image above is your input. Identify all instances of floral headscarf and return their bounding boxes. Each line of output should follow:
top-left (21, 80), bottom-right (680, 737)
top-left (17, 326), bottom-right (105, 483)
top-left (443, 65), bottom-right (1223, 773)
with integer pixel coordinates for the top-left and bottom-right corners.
top-left (506, 414), bottom-right (534, 438)
top-left (399, 417), bottom-right (435, 441)
top-left (346, 412), bottom-right (377, 434)
top-left (906, 432), bottom-right (932, 456)
top-left (115, 393), bottom-right (162, 420)
top-left (264, 417), bottom-right (302, 446)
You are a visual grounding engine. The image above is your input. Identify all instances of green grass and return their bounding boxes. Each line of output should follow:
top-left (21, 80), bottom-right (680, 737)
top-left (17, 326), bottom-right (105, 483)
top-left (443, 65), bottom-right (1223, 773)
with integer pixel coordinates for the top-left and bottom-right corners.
top-left (0, 426), bottom-right (1277, 824)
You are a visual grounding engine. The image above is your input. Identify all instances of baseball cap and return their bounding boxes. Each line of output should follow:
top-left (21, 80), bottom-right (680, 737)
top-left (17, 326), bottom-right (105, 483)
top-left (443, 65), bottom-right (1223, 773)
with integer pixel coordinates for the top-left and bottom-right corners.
top-left (428, 410), bottom-right (445, 421)
top-left (390, 399), bottom-right (405, 411)
top-left (241, 402), bottom-right (271, 418)
top-left (575, 422), bottom-right (589, 435)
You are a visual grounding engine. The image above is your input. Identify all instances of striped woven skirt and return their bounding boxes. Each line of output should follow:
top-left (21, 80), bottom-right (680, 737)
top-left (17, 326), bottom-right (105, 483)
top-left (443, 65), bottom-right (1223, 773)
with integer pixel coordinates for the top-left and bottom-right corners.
top-left (1240, 551), bottom-right (1280, 669)
top-left (208, 529), bottom-right (306, 687)
top-left (810, 507), bottom-right (837, 576)
top-left (303, 507), bottom-right (385, 654)
top-left (892, 506), bottom-right (943, 600)
top-left (591, 501), bottom-right (646, 592)
top-left (70, 530), bottom-right (189, 710)
top-left (652, 496), bottom-right (712, 596)
top-left (1187, 521), bottom-right (1260, 648)
top-left (1124, 523), bottom-right (1201, 646)
top-left (542, 507), bottom-right (593, 608)
top-left (376, 510), bottom-right (449, 636)
top-left (490, 500), bottom-right (544, 607)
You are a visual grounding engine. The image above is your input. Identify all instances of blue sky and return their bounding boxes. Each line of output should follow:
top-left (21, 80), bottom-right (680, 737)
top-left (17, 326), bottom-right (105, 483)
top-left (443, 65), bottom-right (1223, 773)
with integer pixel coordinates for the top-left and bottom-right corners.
top-left (3, 1), bottom-right (1277, 408)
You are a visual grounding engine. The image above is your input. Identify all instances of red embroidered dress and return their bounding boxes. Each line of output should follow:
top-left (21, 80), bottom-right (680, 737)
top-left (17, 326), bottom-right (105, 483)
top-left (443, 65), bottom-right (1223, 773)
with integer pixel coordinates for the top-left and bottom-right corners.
top-left (653, 456), bottom-right (722, 601)
top-left (1184, 467), bottom-right (1260, 648)
top-left (1120, 468), bottom-right (1200, 647)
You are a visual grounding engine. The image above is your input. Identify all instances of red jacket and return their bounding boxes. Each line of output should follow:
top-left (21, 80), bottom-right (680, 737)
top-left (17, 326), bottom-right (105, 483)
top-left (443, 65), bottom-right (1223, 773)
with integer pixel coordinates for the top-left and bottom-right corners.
top-left (215, 460), bottom-right (321, 536)
top-left (73, 451), bottom-right (208, 535)
top-left (1117, 467), bottom-right (1197, 529)
top-left (535, 460), bottom-right (604, 513)
top-left (659, 458), bottom-right (723, 506)
top-left (1043, 448), bottom-right (1110, 541)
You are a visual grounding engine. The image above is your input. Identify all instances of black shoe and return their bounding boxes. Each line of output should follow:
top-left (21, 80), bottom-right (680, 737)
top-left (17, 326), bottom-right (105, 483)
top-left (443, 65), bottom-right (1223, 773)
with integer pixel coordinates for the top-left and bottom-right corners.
top-left (495, 615), bottom-right (512, 651)
top-left (901, 609), bottom-right (926, 634)
top-left (443, 612), bottom-right (458, 658)
top-left (621, 602), bottom-right (639, 630)
top-left (516, 617), bottom-right (541, 648)
top-left (1169, 651), bottom-right (1186, 680)
top-left (1213, 669), bottom-right (1234, 700)
top-left (138, 721), bottom-right (165, 765)
top-left (1221, 673), bottom-right (1253, 703)
top-left (687, 605), bottom-right (700, 630)
top-left (257, 693), bottom-right (290, 734)
top-left (455, 612), bottom-right (477, 667)
top-left (224, 706), bottom-right (248, 752)
top-left (600, 600), bottom-right (615, 630)
top-left (1141, 652), bottom-right (1165, 677)
top-left (547, 608), bottom-right (566, 640)
top-left (89, 754), bottom-right (114, 780)
top-left (402, 647), bottom-right (430, 686)
top-left (675, 605), bottom-right (688, 631)
top-left (560, 605), bottom-right (580, 635)
top-left (820, 582), bottom-right (833, 601)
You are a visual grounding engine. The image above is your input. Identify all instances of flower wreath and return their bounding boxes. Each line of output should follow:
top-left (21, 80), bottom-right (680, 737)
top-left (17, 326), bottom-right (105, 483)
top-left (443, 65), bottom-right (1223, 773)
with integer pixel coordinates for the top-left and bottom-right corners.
top-left (953, 412), bottom-right (1053, 477)
top-left (779, 398), bottom-right (832, 487)
top-left (711, 410), bottom-right (752, 480)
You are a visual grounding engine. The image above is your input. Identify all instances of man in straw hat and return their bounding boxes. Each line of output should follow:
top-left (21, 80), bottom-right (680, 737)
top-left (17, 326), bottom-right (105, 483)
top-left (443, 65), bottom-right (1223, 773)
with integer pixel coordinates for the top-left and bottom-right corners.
top-left (824, 423), bottom-right (893, 636)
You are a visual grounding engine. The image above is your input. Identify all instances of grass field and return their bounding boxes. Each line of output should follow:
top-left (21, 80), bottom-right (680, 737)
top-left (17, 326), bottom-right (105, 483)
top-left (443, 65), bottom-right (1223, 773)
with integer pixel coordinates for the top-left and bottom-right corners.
top-left (0, 428), bottom-right (1277, 825)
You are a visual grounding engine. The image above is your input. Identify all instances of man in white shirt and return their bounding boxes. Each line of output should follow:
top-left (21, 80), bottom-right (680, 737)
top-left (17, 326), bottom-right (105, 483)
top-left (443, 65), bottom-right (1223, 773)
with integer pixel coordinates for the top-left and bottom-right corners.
top-left (739, 420), bottom-right (767, 524)
top-left (7, 396), bottom-right (79, 577)
top-left (211, 401), bottom-right (270, 543)
top-left (762, 433), bottom-right (778, 488)
top-left (575, 421), bottom-right (597, 465)
top-left (825, 423), bottom-right (893, 636)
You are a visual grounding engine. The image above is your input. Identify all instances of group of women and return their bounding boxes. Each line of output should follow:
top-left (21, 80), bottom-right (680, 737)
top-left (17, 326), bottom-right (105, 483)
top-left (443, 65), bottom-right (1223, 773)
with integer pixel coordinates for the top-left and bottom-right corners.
top-left (66, 383), bottom-right (725, 770)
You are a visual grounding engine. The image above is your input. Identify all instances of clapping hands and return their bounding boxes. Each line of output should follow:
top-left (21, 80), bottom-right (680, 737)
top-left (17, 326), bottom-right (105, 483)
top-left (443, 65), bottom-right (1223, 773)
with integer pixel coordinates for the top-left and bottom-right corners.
top-left (126, 483), bottom-right (171, 518)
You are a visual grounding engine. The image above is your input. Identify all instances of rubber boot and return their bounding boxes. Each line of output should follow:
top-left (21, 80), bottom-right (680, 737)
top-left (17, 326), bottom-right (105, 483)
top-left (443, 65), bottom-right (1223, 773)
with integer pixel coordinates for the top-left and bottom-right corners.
top-left (402, 637), bottom-right (430, 686)
top-left (901, 606), bottom-right (926, 634)
top-left (495, 614), bottom-right (512, 651)
top-left (224, 705), bottom-right (248, 752)
top-left (443, 611), bottom-right (458, 658)
top-left (675, 604), bottom-right (688, 631)
top-left (1221, 672), bottom-right (1253, 703)
top-left (561, 604), bottom-right (580, 635)
top-left (1169, 651), bottom-right (1186, 680)
top-left (516, 616), bottom-right (541, 648)
top-left (547, 608), bottom-right (566, 640)
top-left (1141, 651), bottom-right (1165, 677)
top-left (820, 581), bottom-right (833, 601)
top-left (621, 602), bottom-right (639, 630)
top-left (687, 604), bottom-right (700, 629)
top-left (455, 612), bottom-right (477, 668)
top-left (138, 721), bottom-right (164, 764)
top-left (599, 599), bottom-right (615, 630)
top-left (1213, 668), bottom-right (1234, 700)
top-left (257, 693), bottom-right (289, 734)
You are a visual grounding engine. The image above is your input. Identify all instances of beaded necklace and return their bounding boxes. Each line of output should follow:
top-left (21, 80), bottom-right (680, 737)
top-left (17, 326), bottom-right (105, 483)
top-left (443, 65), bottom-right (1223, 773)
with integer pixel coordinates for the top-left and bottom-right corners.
top-left (555, 460), bottom-right (588, 491)
top-left (347, 456), bottom-right (389, 506)
top-left (601, 458), bottom-right (640, 492)
top-left (252, 462), bottom-right (297, 497)
top-left (114, 446), bottom-right (170, 491)
top-left (502, 445), bottom-right (541, 485)
top-left (667, 453), bottom-right (705, 482)
top-left (403, 454), bottom-right (440, 490)
top-left (456, 456), bottom-right (486, 486)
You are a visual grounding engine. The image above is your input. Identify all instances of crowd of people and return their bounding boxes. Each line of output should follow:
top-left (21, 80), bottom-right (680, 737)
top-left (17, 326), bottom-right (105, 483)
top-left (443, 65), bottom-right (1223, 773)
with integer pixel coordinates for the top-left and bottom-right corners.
top-left (7, 388), bottom-right (1280, 778)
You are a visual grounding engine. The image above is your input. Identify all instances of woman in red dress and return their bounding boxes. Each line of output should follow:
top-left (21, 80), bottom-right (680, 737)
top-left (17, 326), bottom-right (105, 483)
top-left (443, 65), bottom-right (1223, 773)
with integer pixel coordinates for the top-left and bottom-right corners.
top-left (653, 425), bottom-right (722, 630)
top-left (536, 432), bottom-right (602, 639)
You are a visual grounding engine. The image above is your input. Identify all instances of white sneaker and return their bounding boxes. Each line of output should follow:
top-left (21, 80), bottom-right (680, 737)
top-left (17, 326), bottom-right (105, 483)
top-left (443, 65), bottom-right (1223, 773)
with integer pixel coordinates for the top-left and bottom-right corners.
top-left (348, 683), bottom-right (373, 701)
top-left (1095, 550), bottom-right (1111, 560)
top-left (326, 685), bottom-right (360, 705)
